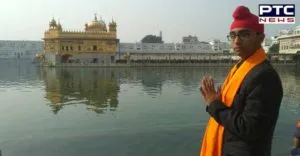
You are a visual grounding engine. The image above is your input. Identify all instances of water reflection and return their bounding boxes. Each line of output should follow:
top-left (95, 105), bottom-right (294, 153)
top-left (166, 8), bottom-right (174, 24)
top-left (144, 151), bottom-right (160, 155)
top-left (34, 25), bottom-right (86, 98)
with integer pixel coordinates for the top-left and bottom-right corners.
top-left (118, 67), bottom-right (230, 96)
top-left (1, 62), bottom-right (300, 155)
top-left (35, 66), bottom-right (300, 115)
top-left (35, 67), bottom-right (232, 114)
top-left (0, 59), bottom-right (38, 84)
top-left (37, 68), bottom-right (120, 114)
top-left (275, 67), bottom-right (300, 113)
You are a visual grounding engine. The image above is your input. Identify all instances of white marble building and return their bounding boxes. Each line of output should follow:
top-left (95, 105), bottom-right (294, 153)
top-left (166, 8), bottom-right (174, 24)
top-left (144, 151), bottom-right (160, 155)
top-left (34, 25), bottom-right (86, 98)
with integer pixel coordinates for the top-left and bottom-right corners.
top-left (118, 41), bottom-right (230, 53)
top-left (119, 34), bottom-right (230, 54)
top-left (277, 25), bottom-right (300, 54)
top-left (0, 40), bottom-right (43, 59)
top-left (209, 39), bottom-right (231, 52)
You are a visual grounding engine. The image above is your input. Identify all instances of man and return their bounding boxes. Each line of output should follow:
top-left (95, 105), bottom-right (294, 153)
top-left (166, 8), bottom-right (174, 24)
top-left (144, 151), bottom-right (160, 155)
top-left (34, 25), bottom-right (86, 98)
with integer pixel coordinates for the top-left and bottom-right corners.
top-left (291, 120), bottom-right (300, 156)
top-left (199, 5), bottom-right (283, 156)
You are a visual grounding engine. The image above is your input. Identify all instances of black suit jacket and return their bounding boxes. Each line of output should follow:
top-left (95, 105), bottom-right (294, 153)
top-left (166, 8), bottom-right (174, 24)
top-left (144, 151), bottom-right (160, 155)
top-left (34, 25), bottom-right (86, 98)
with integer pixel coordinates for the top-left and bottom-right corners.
top-left (206, 60), bottom-right (283, 156)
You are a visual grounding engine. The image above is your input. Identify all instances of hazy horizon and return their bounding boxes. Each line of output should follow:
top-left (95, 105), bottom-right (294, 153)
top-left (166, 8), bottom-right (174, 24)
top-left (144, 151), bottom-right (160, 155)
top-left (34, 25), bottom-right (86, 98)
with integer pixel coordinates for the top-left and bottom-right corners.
top-left (1, 0), bottom-right (299, 43)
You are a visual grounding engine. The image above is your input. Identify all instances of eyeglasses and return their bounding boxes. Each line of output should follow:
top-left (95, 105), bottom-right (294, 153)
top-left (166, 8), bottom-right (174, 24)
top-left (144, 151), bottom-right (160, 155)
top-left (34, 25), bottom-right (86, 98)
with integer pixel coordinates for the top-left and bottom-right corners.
top-left (227, 30), bottom-right (253, 41)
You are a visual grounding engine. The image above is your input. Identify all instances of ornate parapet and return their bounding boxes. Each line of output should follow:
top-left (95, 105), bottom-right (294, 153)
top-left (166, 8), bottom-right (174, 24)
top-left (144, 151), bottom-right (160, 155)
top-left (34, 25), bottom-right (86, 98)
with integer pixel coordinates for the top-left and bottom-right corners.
top-left (44, 30), bottom-right (116, 40)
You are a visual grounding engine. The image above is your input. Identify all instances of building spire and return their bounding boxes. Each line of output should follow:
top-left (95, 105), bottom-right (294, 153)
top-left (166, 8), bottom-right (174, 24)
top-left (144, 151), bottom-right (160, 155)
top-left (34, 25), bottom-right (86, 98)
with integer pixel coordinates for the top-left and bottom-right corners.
top-left (94, 13), bottom-right (98, 21)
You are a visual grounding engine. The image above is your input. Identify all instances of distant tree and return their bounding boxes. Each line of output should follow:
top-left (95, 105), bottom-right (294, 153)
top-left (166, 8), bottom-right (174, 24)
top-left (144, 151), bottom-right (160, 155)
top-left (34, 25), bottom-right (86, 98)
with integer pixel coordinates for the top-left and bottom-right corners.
top-left (268, 43), bottom-right (279, 53)
top-left (141, 35), bottom-right (163, 43)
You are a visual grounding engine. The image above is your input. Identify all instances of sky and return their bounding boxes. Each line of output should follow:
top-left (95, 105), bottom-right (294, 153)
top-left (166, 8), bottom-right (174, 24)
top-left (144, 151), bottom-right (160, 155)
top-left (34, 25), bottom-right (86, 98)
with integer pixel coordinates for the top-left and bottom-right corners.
top-left (0, 0), bottom-right (299, 43)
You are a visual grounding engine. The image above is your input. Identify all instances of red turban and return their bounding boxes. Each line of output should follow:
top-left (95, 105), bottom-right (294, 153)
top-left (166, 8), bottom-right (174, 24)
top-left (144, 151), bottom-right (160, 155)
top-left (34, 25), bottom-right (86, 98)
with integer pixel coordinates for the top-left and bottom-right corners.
top-left (230, 5), bottom-right (264, 33)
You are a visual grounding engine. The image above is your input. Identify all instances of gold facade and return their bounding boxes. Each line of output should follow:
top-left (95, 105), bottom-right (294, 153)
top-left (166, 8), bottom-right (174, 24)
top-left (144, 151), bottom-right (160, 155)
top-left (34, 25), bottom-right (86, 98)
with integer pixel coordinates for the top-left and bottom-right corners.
top-left (43, 15), bottom-right (118, 56)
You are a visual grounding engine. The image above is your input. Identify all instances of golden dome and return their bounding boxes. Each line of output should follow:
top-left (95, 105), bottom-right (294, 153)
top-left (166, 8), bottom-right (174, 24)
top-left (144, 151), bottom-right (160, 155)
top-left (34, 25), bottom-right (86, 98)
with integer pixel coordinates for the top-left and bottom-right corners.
top-left (87, 15), bottom-right (105, 26)
top-left (85, 14), bottom-right (107, 31)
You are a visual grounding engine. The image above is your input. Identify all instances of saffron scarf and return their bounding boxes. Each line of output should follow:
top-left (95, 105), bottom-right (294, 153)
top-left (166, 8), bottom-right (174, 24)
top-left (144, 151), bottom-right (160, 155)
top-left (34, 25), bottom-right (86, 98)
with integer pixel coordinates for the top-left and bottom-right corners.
top-left (200, 48), bottom-right (267, 156)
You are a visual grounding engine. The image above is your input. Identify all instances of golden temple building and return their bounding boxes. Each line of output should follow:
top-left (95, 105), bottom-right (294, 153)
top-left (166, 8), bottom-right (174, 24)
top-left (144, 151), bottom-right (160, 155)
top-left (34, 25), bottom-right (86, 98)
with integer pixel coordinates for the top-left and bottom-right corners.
top-left (40, 14), bottom-right (118, 66)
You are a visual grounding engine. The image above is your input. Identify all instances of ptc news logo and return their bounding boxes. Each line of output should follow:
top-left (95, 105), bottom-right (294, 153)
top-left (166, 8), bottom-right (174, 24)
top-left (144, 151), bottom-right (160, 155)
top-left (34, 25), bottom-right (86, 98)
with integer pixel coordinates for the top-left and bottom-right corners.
top-left (259, 4), bottom-right (295, 24)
